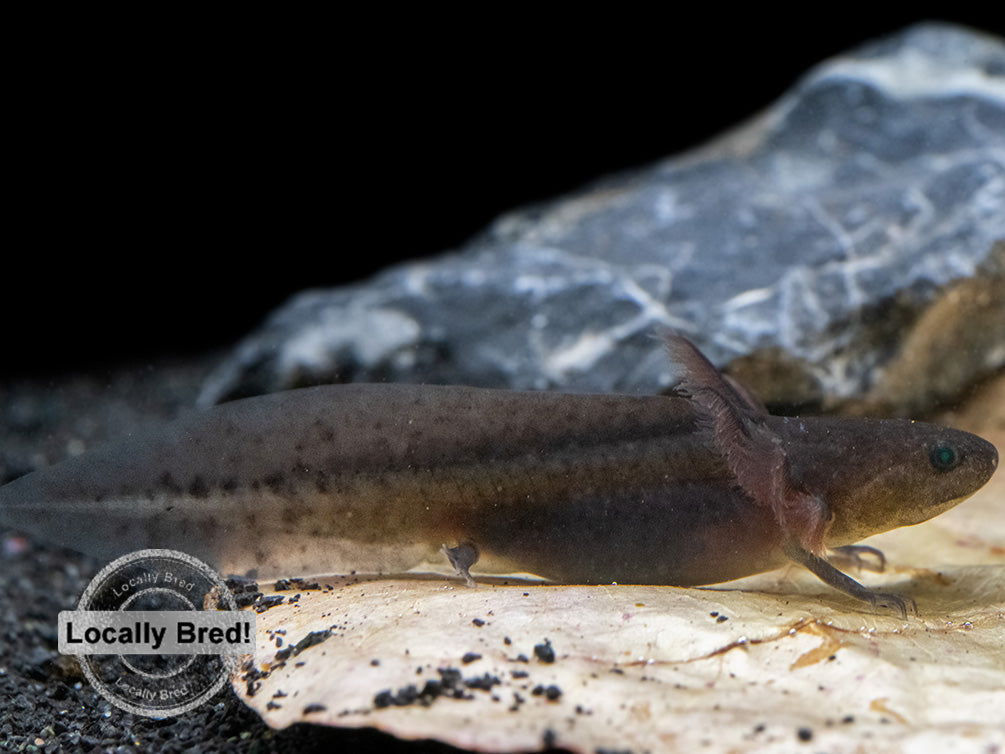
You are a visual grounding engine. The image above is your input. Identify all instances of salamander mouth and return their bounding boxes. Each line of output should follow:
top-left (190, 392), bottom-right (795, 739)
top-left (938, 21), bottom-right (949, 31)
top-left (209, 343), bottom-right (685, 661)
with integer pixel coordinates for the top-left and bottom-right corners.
top-left (898, 491), bottom-right (982, 530)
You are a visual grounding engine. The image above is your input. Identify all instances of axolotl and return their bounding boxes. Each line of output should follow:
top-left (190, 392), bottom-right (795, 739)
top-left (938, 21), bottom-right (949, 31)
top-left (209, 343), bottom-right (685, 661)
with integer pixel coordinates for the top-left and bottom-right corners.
top-left (0, 332), bottom-right (998, 615)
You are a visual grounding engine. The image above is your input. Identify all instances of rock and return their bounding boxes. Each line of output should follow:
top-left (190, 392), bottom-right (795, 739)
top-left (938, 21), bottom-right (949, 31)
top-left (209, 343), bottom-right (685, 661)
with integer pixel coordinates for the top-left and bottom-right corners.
top-left (199, 23), bottom-right (1005, 416)
top-left (861, 241), bottom-right (1004, 417)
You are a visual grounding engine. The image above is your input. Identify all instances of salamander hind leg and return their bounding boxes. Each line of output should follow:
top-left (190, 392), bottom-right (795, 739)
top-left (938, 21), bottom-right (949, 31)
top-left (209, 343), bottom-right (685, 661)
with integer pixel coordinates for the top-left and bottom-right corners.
top-left (441, 541), bottom-right (480, 587)
top-left (828, 545), bottom-right (887, 574)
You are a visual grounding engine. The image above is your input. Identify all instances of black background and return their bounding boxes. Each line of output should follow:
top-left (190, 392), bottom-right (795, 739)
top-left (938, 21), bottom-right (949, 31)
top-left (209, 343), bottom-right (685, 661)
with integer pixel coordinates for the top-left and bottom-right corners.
top-left (6, 13), bottom-right (1003, 376)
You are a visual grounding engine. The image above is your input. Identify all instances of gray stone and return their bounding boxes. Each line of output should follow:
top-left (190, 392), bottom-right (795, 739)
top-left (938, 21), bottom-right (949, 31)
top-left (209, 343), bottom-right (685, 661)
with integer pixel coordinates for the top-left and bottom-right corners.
top-left (199, 23), bottom-right (1005, 415)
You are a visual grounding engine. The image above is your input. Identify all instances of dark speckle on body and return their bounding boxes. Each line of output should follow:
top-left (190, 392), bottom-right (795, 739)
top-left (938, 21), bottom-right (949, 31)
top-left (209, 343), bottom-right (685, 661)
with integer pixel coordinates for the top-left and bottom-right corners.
top-left (159, 472), bottom-right (182, 495)
top-left (315, 471), bottom-right (330, 493)
top-left (188, 476), bottom-right (210, 498)
top-left (264, 472), bottom-right (287, 494)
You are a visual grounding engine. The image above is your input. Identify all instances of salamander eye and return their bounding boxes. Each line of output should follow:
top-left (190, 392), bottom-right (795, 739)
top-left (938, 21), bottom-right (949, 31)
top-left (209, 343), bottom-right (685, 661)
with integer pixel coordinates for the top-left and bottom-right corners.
top-left (929, 442), bottom-right (960, 472)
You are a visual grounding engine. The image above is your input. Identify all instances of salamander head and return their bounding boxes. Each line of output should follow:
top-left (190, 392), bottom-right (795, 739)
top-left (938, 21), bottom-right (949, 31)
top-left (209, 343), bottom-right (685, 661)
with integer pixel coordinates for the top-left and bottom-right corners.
top-left (778, 416), bottom-right (998, 545)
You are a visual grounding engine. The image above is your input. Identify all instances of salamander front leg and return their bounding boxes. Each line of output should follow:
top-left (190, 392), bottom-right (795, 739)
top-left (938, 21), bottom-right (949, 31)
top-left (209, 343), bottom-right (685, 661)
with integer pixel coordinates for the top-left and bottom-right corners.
top-left (441, 541), bottom-right (480, 587)
top-left (784, 541), bottom-right (916, 618)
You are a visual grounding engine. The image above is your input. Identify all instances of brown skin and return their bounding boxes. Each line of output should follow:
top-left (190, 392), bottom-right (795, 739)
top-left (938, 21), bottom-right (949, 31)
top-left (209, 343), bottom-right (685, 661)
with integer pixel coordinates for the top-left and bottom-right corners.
top-left (0, 334), bottom-right (998, 614)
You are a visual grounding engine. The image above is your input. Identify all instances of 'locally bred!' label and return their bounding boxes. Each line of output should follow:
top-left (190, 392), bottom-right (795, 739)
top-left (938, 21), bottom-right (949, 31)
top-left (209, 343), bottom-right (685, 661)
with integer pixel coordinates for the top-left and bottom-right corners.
top-left (58, 549), bottom-right (255, 717)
